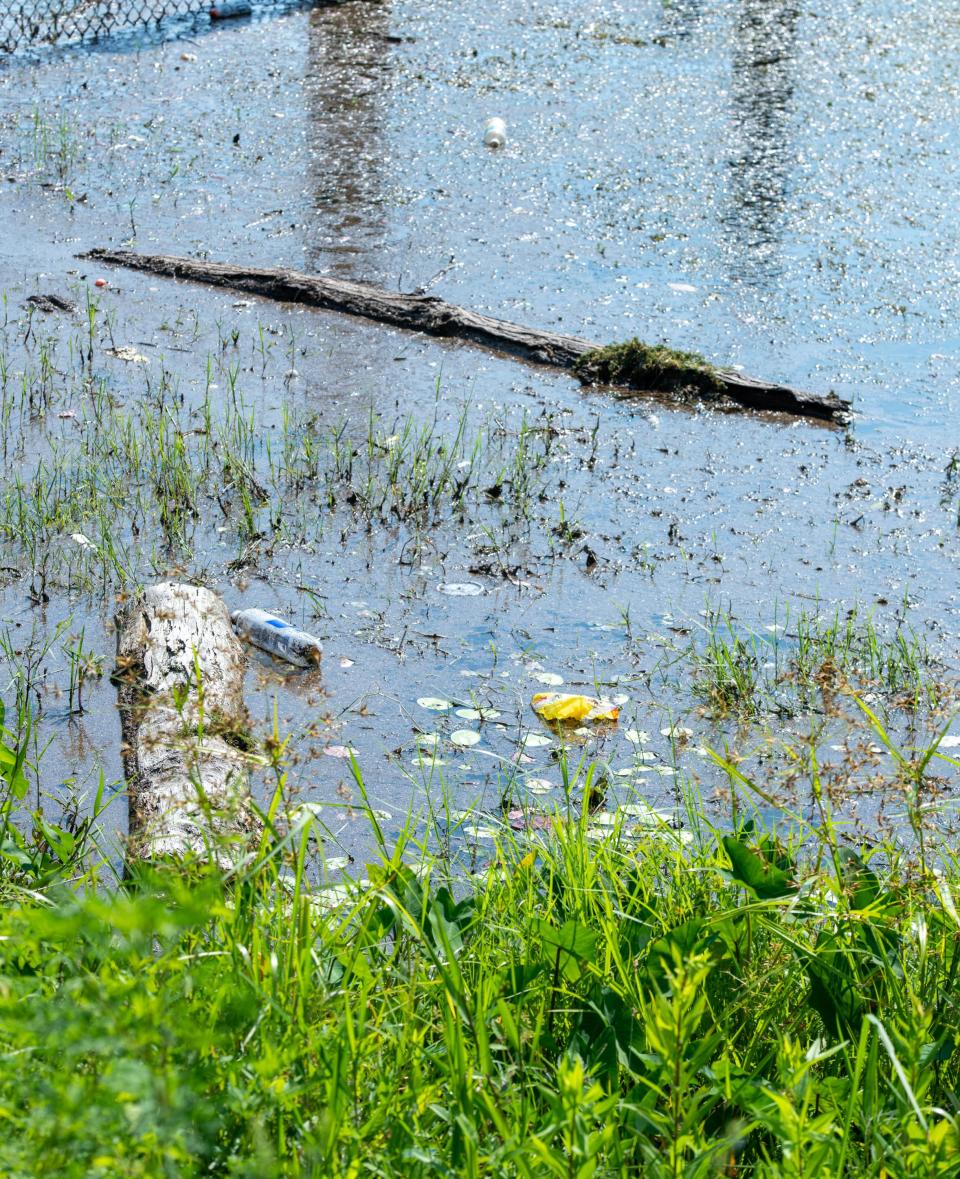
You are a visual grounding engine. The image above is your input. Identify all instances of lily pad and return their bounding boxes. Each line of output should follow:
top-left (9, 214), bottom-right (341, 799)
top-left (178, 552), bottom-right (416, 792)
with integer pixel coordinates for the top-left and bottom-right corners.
top-left (462, 823), bottom-right (499, 840)
top-left (620, 804), bottom-right (675, 826)
top-left (450, 729), bottom-right (481, 747)
top-left (507, 809), bottom-right (553, 832)
top-left (438, 582), bottom-right (484, 596)
top-left (322, 855), bottom-right (351, 872)
top-left (526, 778), bottom-right (557, 794)
top-left (534, 672), bottom-right (565, 686)
top-left (417, 697), bottom-right (453, 711)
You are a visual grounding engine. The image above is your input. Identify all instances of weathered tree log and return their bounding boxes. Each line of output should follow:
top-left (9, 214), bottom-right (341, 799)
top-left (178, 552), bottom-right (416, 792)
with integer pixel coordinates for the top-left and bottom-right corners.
top-left (115, 582), bottom-right (259, 863)
top-left (81, 248), bottom-right (851, 424)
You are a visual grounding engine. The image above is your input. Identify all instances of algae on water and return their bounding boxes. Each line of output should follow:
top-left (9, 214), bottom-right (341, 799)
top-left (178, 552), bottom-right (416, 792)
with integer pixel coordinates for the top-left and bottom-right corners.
top-left (574, 338), bottom-right (724, 396)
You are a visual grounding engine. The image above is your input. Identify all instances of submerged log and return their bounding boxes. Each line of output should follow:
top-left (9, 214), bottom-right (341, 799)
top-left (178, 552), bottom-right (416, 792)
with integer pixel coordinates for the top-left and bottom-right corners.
top-left (115, 582), bottom-right (259, 863)
top-left (82, 248), bottom-right (851, 424)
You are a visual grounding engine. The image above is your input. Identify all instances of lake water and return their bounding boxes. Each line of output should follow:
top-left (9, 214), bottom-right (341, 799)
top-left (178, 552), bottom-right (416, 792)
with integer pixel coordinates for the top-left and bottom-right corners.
top-left (0, 0), bottom-right (958, 869)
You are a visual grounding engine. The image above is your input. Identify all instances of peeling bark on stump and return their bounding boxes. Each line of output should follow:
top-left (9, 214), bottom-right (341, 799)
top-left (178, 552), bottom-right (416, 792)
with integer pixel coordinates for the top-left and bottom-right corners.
top-left (116, 582), bottom-right (258, 863)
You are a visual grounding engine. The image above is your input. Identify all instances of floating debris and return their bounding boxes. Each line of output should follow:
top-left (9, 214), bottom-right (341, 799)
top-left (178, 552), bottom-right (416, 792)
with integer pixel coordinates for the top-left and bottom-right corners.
top-left (532, 692), bottom-right (619, 722)
top-left (323, 745), bottom-right (358, 759)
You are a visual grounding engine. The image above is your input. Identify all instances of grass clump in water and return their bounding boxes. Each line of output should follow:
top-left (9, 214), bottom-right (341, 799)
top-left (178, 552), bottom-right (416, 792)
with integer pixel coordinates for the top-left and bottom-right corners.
top-left (575, 338), bottom-right (725, 396)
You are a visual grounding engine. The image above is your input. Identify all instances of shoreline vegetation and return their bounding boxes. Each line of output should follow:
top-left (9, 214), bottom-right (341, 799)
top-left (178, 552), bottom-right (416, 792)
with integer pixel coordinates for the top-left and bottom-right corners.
top-left (0, 273), bottom-right (957, 1174)
top-left (0, 10), bottom-right (957, 1175)
top-left (2, 710), bottom-right (960, 1175)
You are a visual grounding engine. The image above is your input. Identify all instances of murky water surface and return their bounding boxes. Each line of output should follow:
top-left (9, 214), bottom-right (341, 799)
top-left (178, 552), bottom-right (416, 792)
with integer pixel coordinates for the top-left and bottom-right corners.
top-left (0, 0), bottom-right (958, 868)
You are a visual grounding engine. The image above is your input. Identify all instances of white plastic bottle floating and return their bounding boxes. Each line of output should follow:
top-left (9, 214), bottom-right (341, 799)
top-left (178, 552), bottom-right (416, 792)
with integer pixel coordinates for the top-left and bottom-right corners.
top-left (483, 117), bottom-right (507, 148)
top-left (231, 608), bottom-right (323, 668)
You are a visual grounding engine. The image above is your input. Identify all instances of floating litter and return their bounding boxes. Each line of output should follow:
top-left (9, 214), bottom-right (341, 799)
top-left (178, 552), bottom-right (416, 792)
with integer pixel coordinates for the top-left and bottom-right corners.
top-left (323, 745), bottom-right (358, 759)
top-left (483, 116), bottom-right (507, 147)
top-left (531, 693), bottom-right (619, 722)
top-left (534, 672), bottom-right (564, 686)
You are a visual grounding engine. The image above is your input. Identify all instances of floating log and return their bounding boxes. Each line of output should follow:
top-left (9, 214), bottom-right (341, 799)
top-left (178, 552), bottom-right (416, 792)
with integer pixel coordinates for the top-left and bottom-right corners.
top-left (82, 247), bottom-right (851, 423)
top-left (115, 581), bottom-right (259, 863)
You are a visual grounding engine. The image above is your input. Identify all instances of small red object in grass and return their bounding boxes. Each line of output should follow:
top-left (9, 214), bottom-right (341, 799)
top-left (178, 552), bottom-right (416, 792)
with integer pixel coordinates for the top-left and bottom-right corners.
top-left (94, 278), bottom-right (107, 288)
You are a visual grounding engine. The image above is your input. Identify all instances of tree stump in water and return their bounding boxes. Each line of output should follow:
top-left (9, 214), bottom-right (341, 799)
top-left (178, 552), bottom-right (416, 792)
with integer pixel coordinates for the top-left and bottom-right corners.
top-left (115, 582), bottom-right (259, 863)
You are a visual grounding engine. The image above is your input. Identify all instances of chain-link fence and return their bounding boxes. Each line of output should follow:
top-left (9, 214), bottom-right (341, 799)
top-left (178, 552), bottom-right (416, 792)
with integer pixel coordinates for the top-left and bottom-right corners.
top-left (0, 0), bottom-right (283, 54)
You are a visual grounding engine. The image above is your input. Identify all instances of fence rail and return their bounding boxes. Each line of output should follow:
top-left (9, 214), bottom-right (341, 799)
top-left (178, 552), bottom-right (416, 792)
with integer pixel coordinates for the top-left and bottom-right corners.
top-left (0, 0), bottom-right (294, 54)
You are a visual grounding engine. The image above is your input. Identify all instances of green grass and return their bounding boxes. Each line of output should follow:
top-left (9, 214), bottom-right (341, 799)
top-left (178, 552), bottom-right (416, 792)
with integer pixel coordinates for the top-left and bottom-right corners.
top-left (2, 713), bottom-right (960, 1177)
top-left (574, 339), bottom-right (724, 397)
top-left (0, 321), bottom-right (560, 598)
top-left (0, 288), bottom-right (958, 1177)
top-left (689, 605), bottom-right (943, 720)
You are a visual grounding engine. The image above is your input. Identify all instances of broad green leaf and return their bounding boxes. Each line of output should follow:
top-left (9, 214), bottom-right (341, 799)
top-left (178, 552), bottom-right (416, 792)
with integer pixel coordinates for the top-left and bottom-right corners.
top-left (722, 835), bottom-right (797, 900)
top-left (838, 846), bottom-right (882, 911)
top-left (532, 917), bottom-right (599, 981)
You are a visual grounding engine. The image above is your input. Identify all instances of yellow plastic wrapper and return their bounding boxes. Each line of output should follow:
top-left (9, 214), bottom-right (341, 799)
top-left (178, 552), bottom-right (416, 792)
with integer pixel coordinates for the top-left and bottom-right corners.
top-left (531, 692), bottom-right (620, 723)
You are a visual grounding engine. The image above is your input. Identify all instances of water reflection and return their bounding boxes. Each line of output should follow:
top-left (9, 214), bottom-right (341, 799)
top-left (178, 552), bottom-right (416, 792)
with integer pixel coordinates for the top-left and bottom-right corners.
top-left (723, 1), bottom-right (800, 285)
top-left (304, 1), bottom-right (392, 277)
top-left (659, 0), bottom-right (704, 41)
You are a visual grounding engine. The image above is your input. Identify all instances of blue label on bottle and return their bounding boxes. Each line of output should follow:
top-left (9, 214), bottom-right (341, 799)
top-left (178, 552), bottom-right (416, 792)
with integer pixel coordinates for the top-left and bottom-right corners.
top-left (266, 619), bottom-right (293, 629)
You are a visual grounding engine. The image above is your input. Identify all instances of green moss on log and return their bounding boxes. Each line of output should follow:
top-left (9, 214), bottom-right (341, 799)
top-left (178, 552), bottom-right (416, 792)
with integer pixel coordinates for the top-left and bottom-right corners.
top-left (574, 339), bottom-right (725, 396)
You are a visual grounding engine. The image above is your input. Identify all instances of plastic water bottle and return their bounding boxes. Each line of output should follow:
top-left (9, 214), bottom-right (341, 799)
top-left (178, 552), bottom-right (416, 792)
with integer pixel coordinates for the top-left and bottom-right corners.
top-left (483, 117), bottom-right (507, 148)
top-left (231, 608), bottom-right (323, 667)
